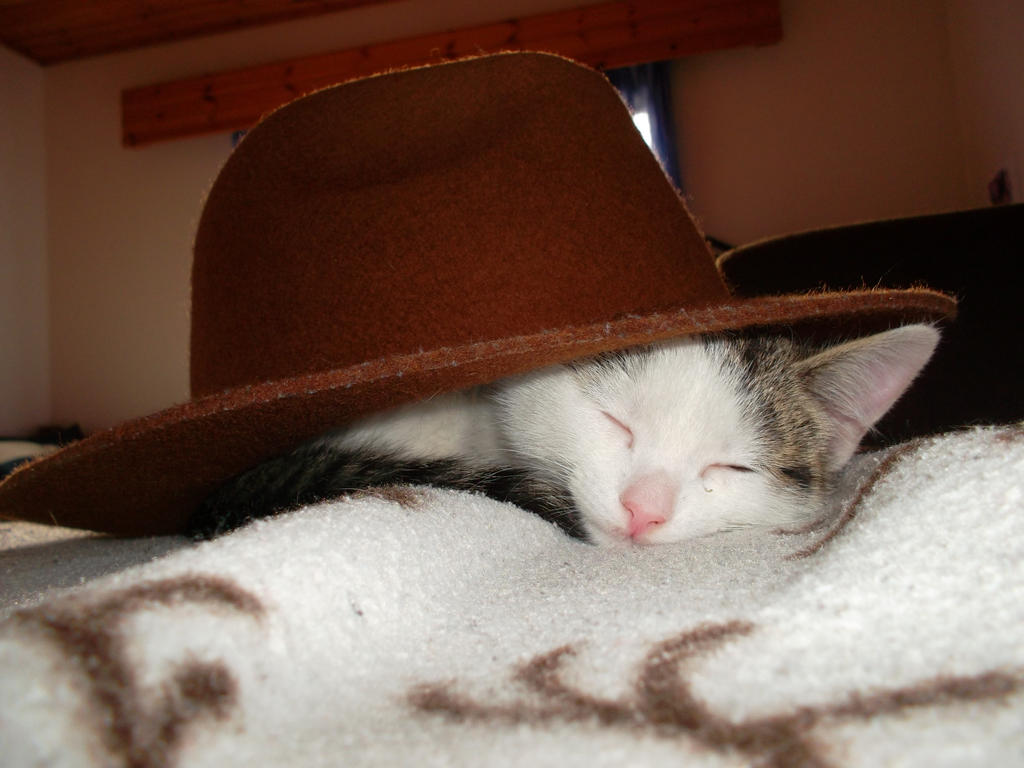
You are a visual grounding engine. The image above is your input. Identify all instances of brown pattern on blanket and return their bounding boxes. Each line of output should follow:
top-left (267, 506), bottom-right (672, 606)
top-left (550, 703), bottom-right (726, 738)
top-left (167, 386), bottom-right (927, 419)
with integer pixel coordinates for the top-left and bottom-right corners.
top-left (12, 575), bottom-right (264, 768)
top-left (410, 621), bottom-right (1021, 767)
top-left (347, 484), bottom-right (428, 507)
top-left (790, 437), bottom-right (928, 559)
top-left (993, 423), bottom-right (1024, 443)
top-left (789, 424), bottom-right (1023, 559)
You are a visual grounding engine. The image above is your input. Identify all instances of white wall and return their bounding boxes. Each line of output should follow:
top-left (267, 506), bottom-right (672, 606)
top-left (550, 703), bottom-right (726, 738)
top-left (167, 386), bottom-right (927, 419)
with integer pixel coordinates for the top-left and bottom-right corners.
top-left (44, 62), bottom-right (227, 433)
top-left (0, 46), bottom-right (49, 435)
top-left (945, 0), bottom-right (1024, 207)
top-left (671, 0), bottom-right (971, 246)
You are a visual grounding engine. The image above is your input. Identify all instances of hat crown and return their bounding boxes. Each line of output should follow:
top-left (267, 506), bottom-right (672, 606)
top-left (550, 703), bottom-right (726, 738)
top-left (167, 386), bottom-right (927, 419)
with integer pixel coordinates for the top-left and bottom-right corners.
top-left (190, 53), bottom-right (726, 398)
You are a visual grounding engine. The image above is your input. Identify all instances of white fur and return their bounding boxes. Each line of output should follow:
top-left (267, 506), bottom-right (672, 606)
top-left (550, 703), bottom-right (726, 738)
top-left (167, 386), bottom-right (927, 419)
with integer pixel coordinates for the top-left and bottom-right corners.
top-left (328, 390), bottom-right (502, 460)
top-left (494, 338), bottom-right (805, 545)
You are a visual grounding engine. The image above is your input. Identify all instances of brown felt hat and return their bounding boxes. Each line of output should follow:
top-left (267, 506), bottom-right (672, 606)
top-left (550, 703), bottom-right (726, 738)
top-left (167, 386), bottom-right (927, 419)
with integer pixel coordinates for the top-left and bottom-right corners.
top-left (0, 52), bottom-right (955, 536)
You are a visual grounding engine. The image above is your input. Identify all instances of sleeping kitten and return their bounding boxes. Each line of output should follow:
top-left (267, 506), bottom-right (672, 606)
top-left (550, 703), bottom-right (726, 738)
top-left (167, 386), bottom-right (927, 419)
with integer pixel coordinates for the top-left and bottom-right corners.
top-left (188, 324), bottom-right (939, 545)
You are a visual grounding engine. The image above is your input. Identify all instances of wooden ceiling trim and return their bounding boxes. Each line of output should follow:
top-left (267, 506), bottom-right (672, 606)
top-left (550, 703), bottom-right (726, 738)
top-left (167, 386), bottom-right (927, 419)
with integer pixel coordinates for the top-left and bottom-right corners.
top-left (0, 0), bottom-right (400, 65)
top-left (122, 0), bottom-right (781, 147)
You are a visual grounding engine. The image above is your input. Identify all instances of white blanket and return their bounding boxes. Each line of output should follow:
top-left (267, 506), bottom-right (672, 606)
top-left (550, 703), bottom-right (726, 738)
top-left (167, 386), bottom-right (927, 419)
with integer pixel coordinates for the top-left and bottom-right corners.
top-left (2, 425), bottom-right (1022, 767)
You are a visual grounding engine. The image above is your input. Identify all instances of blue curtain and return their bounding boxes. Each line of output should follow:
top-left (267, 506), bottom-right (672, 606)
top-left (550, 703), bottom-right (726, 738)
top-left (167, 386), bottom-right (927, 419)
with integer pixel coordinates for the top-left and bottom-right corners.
top-left (605, 61), bottom-right (682, 191)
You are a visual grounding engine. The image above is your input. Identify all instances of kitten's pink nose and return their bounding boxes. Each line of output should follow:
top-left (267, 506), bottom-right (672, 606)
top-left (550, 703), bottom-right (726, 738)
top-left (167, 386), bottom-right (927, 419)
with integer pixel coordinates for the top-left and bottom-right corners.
top-left (624, 503), bottom-right (665, 538)
top-left (620, 472), bottom-right (676, 540)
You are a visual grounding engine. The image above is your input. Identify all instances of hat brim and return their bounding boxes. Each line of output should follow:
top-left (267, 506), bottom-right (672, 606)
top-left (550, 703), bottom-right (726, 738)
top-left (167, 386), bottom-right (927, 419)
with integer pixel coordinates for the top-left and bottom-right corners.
top-left (0, 288), bottom-right (953, 536)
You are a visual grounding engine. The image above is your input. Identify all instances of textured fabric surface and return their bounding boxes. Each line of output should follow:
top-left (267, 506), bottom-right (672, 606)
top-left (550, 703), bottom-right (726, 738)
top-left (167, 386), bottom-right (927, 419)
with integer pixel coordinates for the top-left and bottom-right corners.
top-left (2, 425), bottom-right (1021, 767)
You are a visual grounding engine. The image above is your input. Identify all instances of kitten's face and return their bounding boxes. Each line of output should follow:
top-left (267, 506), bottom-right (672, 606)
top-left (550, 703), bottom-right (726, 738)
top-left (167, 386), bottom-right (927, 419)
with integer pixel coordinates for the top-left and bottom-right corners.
top-left (500, 323), bottom-right (941, 546)
top-left (498, 336), bottom-right (829, 545)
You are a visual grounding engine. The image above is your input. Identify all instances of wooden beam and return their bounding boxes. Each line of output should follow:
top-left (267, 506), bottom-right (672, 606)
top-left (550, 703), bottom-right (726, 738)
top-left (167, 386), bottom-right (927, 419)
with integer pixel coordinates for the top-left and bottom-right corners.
top-left (122, 0), bottom-right (781, 147)
top-left (0, 0), bottom-right (401, 65)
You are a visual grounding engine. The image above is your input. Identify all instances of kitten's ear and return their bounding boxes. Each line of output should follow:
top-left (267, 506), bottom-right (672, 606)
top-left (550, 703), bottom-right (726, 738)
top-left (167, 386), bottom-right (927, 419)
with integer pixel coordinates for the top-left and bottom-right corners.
top-left (798, 324), bottom-right (940, 469)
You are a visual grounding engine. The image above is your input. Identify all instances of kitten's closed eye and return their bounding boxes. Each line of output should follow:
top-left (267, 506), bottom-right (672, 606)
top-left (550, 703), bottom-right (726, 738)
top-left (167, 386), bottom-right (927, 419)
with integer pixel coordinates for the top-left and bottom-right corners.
top-left (704, 463), bottom-right (754, 474)
top-left (699, 463), bottom-right (755, 493)
top-left (601, 411), bottom-right (634, 448)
